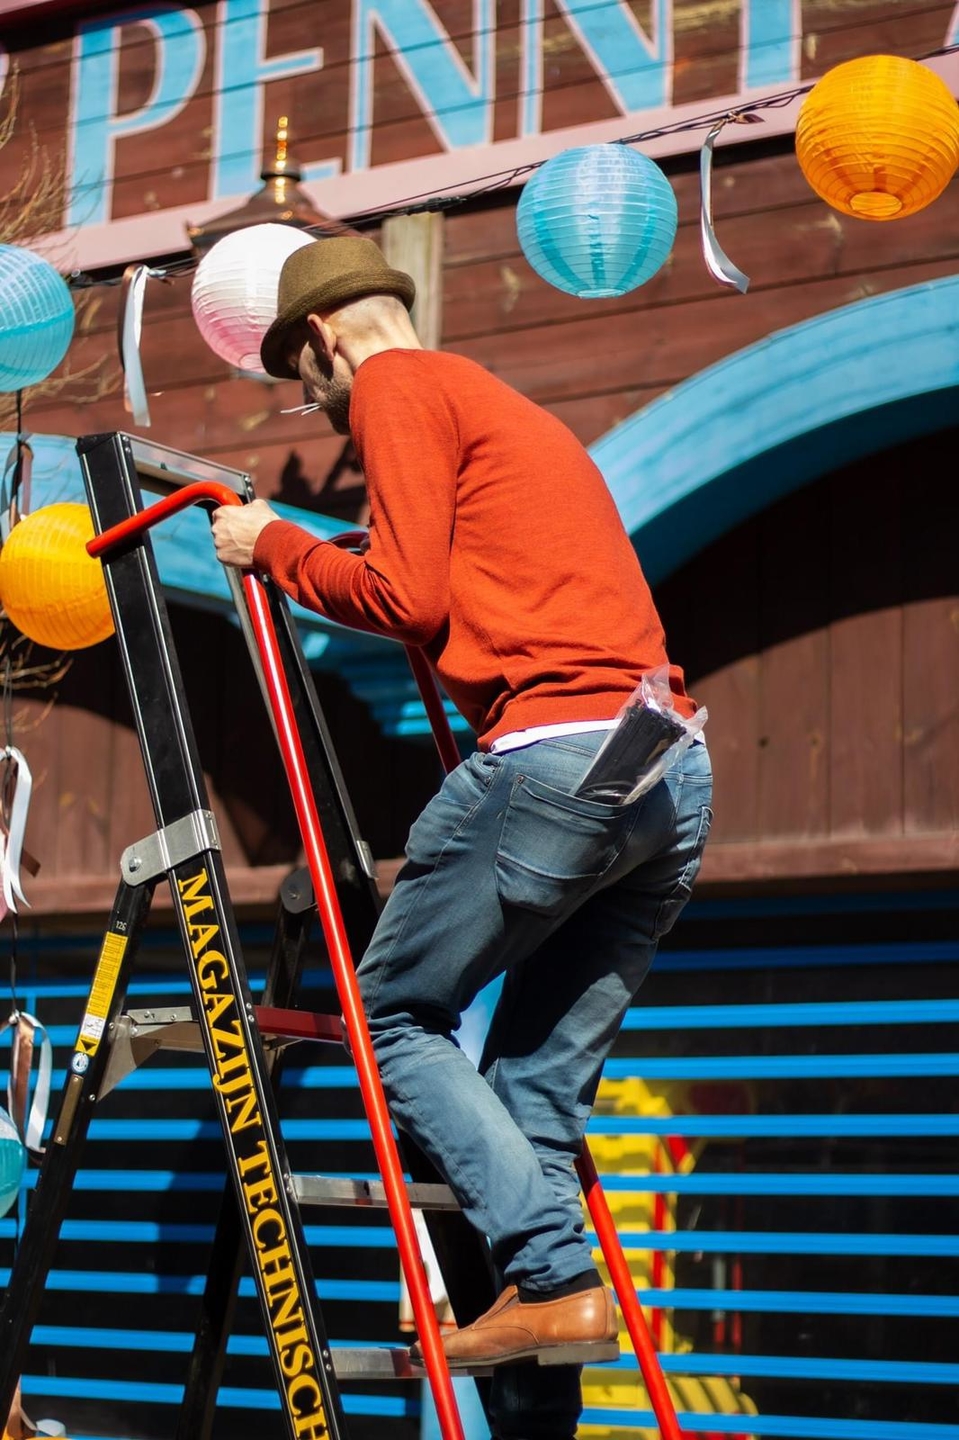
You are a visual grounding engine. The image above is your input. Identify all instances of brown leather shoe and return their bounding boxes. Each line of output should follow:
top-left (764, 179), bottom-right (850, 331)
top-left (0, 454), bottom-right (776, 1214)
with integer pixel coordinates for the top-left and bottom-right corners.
top-left (409, 1284), bottom-right (619, 1371)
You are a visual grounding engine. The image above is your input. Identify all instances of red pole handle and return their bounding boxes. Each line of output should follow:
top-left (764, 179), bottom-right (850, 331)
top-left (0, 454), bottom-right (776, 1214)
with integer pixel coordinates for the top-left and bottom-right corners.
top-left (87, 480), bottom-right (244, 555)
top-left (89, 483), bottom-right (467, 1440)
top-left (405, 646), bottom-right (462, 774)
top-left (405, 650), bottom-right (686, 1440)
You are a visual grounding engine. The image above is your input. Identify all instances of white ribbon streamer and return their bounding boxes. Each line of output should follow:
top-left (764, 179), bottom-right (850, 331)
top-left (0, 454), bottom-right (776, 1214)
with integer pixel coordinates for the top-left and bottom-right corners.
top-left (12, 1013), bottom-right (51, 1153)
top-left (1, 435), bottom-right (33, 542)
top-left (0, 746), bottom-right (32, 914)
top-left (118, 263), bottom-right (152, 428)
top-left (700, 119), bottom-right (750, 294)
top-left (3, 1010), bottom-right (52, 1154)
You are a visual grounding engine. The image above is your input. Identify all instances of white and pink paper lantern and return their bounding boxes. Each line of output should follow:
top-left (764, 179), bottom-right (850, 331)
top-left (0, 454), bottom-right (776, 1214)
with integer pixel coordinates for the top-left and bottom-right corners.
top-left (190, 223), bottom-right (313, 371)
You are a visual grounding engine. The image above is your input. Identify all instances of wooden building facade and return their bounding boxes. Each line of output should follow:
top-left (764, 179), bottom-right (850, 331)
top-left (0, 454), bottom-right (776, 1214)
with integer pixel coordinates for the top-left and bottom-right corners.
top-left (0, 0), bottom-right (955, 910)
top-left (0, 2), bottom-right (957, 1438)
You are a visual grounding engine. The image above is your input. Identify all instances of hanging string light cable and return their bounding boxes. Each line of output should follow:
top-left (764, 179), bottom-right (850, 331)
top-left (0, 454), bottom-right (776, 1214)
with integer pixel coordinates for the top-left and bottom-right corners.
top-left (11, 4), bottom-right (956, 219)
top-left (58, 37), bottom-right (959, 300)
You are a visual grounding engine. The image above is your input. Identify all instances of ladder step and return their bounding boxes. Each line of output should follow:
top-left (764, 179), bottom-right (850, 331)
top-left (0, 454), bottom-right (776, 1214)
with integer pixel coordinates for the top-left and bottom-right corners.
top-left (332, 1343), bottom-right (620, 1380)
top-left (254, 1005), bottom-right (345, 1044)
top-left (535, 1341), bottom-right (621, 1368)
top-left (332, 1348), bottom-right (492, 1380)
top-left (118, 1005), bottom-right (344, 1047)
top-left (294, 1174), bottom-right (459, 1211)
top-left (99, 1005), bottom-right (344, 1097)
top-left (446, 1341), bottom-right (621, 1373)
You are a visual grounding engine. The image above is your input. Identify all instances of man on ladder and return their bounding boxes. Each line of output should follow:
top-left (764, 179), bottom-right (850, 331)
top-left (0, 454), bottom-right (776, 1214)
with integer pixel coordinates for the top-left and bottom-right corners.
top-left (212, 235), bottom-right (713, 1440)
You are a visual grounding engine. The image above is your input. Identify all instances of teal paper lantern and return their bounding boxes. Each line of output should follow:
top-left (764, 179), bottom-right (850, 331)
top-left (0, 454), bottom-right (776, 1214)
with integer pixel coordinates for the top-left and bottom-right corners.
top-left (0, 1105), bottom-right (25, 1219)
top-left (0, 244), bottom-right (75, 392)
top-left (517, 144), bottom-right (678, 298)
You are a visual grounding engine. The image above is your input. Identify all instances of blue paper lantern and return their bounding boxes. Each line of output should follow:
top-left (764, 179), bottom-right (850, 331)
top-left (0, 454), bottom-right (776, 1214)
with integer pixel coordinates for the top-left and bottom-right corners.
top-left (517, 144), bottom-right (678, 298)
top-left (0, 1105), bottom-right (25, 1219)
top-left (0, 244), bottom-right (75, 392)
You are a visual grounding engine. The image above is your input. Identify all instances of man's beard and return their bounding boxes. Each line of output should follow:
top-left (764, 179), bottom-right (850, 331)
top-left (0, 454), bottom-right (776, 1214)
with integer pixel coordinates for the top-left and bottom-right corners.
top-left (306, 348), bottom-right (352, 434)
top-left (323, 377), bottom-right (352, 434)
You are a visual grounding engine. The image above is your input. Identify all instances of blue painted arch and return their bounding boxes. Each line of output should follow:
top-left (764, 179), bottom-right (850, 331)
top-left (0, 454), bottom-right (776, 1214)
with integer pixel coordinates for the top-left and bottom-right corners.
top-left (589, 274), bottom-right (959, 586)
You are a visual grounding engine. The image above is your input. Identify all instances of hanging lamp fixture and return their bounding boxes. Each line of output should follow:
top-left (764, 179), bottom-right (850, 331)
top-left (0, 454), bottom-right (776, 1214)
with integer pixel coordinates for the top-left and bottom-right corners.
top-left (187, 117), bottom-right (350, 252)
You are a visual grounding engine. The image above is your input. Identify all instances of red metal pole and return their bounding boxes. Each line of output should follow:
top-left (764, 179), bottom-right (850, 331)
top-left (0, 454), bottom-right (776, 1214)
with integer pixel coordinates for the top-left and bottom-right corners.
top-left (86, 481), bottom-right (239, 555)
top-left (576, 1146), bottom-right (683, 1440)
top-left (90, 485), bottom-right (467, 1440)
top-left (405, 646), bottom-right (686, 1440)
top-left (404, 645), bottom-right (462, 774)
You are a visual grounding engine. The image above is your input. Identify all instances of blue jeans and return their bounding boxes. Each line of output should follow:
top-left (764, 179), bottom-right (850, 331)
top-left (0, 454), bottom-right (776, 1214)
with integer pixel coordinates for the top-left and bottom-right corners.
top-left (356, 732), bottom-right (712, 1438)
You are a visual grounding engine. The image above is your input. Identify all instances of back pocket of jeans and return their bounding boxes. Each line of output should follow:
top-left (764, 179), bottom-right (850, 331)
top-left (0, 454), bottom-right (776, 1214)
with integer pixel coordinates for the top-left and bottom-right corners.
top-left (652, 803), bottom-right (713, 938)
top-left (494, 775), bottom-right (627, 916)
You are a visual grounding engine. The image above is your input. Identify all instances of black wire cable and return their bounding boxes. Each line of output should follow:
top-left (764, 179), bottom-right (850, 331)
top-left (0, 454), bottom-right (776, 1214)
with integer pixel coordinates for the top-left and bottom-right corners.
top-left (2, 657), bottom-right (22, 1023)
top-left (28, 35), bottom-right (956, 293)
top-left (33, 25), bottom-right (815, 208)
top-left (7, 0), bottom-right (952, 98)
top-left (6, 0), bottom-right (891, 94)
top-left (8, 3), bottom-right (955, 204)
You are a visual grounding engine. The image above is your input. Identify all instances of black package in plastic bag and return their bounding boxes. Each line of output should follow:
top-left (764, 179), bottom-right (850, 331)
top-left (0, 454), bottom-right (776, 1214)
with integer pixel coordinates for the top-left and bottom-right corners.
top-left (575, 666), bottom-right (707, 805)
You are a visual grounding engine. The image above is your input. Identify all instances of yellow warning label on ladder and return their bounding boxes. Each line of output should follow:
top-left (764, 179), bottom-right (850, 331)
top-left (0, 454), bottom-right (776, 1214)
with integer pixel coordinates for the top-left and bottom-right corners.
top-left (76, 932), bottom-right (128, 1055)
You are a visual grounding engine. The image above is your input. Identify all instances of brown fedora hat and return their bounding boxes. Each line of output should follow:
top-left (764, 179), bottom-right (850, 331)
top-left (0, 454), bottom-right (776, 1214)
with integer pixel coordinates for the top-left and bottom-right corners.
top-left (260, 236), bottom-right (416, 379)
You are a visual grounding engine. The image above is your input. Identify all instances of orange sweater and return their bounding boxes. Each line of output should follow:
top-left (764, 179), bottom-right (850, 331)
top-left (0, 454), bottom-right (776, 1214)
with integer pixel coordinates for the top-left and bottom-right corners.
top-left (253, 350), bottom-right (693, 750)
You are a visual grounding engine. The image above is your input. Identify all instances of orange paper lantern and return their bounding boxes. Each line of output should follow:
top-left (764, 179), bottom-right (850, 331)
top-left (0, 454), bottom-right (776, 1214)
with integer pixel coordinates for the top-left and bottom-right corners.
top-left (796, 55), bottom-right (959, 220)
top-left (0, 503), bottom-right (114, 650)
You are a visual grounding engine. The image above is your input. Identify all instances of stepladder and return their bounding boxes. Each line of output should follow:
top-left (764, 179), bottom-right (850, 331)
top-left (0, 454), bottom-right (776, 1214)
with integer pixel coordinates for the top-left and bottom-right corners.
top-left (0, 432), bottom-right (684, 1440)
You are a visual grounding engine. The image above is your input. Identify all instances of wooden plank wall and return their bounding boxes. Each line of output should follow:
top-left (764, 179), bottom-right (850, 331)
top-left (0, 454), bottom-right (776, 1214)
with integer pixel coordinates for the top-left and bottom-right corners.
top-left (3, 1), bottom-right (953, 229)
top-left (656, 426), bottom-right (959, 887)
top-left (1, 0), bottom-right (957, 904)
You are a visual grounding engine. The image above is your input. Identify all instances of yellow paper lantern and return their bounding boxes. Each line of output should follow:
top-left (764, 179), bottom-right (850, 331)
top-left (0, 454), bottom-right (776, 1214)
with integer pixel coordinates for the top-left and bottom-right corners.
top-left (796, 55), bottom-right (959, 220)
top-left (0, 503), bottom-right (114, 650)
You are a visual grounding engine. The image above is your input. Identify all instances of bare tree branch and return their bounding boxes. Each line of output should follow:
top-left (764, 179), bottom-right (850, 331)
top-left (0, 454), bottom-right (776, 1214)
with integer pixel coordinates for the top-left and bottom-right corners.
top-left (0, 65), bottom-right (112, 688)
top-left (0, 64), bottom-right (119, 426)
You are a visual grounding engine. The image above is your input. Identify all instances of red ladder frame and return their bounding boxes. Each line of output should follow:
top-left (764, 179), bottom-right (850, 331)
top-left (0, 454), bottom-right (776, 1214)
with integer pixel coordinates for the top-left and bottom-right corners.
top-left (92, 489), bottom-right (684, 1440)
top-left (90, 483), bottom-right (465, 1440)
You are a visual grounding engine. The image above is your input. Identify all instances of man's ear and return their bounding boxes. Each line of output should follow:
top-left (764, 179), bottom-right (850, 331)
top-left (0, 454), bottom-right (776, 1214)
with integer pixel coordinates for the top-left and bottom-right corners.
top-left (306, 312), bottom-right (336, 363)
